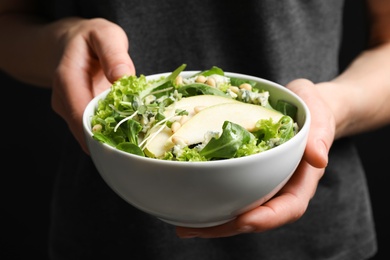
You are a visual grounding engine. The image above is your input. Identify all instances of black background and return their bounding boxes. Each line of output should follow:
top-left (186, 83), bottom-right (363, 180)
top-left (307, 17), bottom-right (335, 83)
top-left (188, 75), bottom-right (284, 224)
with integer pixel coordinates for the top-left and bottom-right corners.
top-left (1, 0), bottom-right (389, 259)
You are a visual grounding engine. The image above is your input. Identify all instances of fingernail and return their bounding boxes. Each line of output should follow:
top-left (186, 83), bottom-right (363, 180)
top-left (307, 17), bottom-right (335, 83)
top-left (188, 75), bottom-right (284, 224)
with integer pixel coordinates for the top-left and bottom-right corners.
top-left (316, 140), bottom-right (328, 166)
top-left (238, 225), bottom-right (255, 233)
top-left (111, 64), bottom-right (131, 80)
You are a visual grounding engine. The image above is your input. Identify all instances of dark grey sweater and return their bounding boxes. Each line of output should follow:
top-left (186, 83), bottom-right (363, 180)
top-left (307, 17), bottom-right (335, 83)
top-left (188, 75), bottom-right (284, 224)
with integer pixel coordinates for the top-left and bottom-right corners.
top-left (41, 0), bottom-right (377, 259)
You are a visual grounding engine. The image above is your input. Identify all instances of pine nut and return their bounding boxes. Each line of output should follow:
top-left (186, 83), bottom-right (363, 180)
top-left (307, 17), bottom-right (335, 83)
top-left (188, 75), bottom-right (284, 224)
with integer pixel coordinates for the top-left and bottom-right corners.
top-left (195, 75), bottom-right (206, 83)
top-left (239, 83), bottom-right (252, 91)
top-left (194, 106), bottom-right (206, 114)
top-left (92, 124), bottom-right (102, 132)
top-left (205, 77), bottom-right (216, 87)
top-left (229, 86), bottom-right (239, 94)
top-left (175, 76), bottom-right (183, 86)
top-left (171, 121), bottom-right (181, 133)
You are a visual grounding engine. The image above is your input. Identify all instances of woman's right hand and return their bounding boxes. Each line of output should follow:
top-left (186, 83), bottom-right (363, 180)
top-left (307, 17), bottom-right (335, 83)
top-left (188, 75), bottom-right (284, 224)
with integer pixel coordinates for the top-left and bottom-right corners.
top-left (50, 18), bottom-right (135, 154)
top-left (1, 1), bottom-right (137, 154)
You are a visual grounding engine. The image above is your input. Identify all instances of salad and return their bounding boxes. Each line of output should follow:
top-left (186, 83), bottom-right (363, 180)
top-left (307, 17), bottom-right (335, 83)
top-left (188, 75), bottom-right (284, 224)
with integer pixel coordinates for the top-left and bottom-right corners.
top-left (91, 64), bottom-right (299, 161)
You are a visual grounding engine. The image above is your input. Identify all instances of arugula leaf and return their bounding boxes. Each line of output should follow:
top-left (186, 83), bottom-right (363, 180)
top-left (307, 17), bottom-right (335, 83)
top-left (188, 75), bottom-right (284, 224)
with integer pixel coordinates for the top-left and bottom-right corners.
top-left (178, 83), bottom-right (228, 97)
top-left (275, 100), bottom-right (297, 119)
top-left (125, 119), bottom-right (142, 145)
top-left (229, 77), bottom-right (257, 89)
top-left (92, 132), bottom-right (118, 147)
top-left (144, 64), bottom-right (187, 99)
top-left (190, 66), bottom-right (224, 78)
top-left (200, 121), bottom-right (255, 159)
top-left (116, 142), bottom-right (145, 156)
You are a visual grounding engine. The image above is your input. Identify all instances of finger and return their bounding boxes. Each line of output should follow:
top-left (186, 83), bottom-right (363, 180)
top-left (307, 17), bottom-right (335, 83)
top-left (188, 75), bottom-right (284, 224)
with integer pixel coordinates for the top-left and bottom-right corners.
top-left (51, 53), bottom-right (94, 154)
top-left (88, 19), bottom-right (136, 82)
top-left (285, 79), bottom-right (334, 168)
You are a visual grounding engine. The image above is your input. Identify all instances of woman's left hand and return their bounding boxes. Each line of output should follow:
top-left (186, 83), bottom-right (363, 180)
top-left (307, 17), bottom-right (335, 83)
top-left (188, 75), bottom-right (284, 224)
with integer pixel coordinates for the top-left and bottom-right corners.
top-left (176, 78), bottom-right (335, 238)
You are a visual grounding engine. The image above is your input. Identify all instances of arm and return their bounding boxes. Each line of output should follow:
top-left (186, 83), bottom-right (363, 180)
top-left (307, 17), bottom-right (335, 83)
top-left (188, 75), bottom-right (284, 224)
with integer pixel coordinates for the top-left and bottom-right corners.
top-left (0, 0), bottom-right (135, 153)
top-left (0, 1), bottom-right (53, 86)
top-left (320, 0), bottom-right (390, 138)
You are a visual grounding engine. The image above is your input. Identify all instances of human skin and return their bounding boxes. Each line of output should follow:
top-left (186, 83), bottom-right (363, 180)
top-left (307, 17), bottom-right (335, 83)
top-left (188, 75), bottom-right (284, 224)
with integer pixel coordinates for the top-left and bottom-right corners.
top-left (0, 0), bottom-right (389, 239)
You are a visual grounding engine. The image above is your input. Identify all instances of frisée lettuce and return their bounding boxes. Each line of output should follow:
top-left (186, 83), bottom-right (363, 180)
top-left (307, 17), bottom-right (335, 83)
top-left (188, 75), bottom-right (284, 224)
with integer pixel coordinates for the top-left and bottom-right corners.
top-left (90, 64), bottom-right (299, 161)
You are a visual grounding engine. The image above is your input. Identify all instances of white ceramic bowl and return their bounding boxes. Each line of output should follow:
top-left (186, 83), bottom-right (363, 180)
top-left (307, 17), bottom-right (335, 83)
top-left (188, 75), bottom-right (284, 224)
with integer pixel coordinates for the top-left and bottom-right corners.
top-left (83, 71), bottom-right (310, 228)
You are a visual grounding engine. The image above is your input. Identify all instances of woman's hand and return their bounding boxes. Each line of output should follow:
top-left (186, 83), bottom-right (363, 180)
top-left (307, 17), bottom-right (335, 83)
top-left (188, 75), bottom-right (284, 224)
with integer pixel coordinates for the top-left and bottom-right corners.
top-left (176, 79), bottom-right (336, 238)
top-left (50, 18), bottom-right (135, 154)
top-left (1, 3), bottom-right (136, 155)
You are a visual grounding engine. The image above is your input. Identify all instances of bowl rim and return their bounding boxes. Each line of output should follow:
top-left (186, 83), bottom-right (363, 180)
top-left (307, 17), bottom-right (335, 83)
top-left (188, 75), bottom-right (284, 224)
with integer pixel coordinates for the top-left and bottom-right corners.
top-left (83, 71), bottom-right (311, 165)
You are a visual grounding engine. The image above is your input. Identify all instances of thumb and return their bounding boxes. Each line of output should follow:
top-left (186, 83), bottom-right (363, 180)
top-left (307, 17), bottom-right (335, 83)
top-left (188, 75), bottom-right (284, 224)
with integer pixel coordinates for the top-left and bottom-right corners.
top-left (89, 20), bottom-right (136, 82)
top-left (285, 79), bottom-right (334, 169)
top-left (109, 62), bottom-right (136, 81)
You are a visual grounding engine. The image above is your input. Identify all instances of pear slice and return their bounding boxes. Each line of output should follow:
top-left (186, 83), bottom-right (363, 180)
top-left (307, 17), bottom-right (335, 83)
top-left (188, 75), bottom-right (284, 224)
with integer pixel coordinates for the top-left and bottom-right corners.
top-left (143, 125), bottom-right (173, 158)
top-left (166, 102), bottom-right (284, 150)
top-left (163, 94), bottom-right (239, 119)
top-left (143, 95), bottom-right (239, 158)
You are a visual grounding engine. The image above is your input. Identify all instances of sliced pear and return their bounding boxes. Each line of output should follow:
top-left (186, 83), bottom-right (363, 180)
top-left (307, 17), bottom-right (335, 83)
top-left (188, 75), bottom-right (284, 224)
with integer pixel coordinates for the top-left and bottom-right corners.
top-left (143, 95), bottom-right (239, 158)
top-left (143, 125), bottom-right (172, 158)
top-left (165, 102), bottom-right (284, 150)
top-left (163, 94), bottom-right (239, 119)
